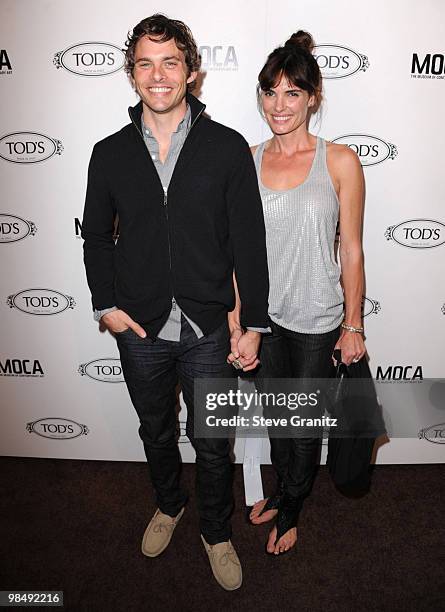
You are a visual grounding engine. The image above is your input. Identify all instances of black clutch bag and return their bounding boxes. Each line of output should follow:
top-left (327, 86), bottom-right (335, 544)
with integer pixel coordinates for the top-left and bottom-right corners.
top-left (326, 349), bottom-right (386, 496)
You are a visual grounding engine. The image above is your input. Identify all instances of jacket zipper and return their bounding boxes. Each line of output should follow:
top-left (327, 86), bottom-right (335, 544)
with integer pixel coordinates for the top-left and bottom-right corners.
top-left (129, 105), bottom-right (205, 309)
top-left (163, 185), bottom-right (175, 311)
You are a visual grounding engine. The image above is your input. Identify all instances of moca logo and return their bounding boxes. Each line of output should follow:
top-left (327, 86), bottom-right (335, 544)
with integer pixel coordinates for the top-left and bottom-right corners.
top-left (385, 219), bottom-right (445, 248)
top-left (376, 365), bottom-right (423, 382)
top-left (0, 132), bottom-right (63, 164)
top-left (7, 289), bottom-right (75, 315)
top-left (74, 216), bottom-right (118, 241)
top-left (362, 296), bottom-right (381, 317)
top-left (313, 44), bottom-right (369, 79)
top-left (74, 217), bottom-right (82, 239)
top-left (418, 423), bottom-right (445, 444)
top-left (54, 42), bottom-right (125, 76)
top-left (199, 46), bottom-right (238, 71)
top-left (0, 358), bottom-right (44, 377)
top-left (332, 135), bottom-right (397, 166)
top-left (27, 417), bottom-right (89, 440)
top-left (0, 49), bottom-right (12, 75)
top-left (411, 53), bottom-right (445, 80)
top-left (78, 358), bottom-right (124, 382)
top-left (0, 214), bottom-right (37, 243)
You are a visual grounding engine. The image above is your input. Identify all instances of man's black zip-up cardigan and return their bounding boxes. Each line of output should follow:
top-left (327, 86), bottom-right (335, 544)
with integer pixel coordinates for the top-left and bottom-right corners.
top-left (82, 94), bottom-right (270, 337)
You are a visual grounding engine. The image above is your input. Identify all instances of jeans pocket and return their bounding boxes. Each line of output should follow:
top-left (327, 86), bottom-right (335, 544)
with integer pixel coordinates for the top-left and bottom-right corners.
top-left (114, 327), bottom-right (133, 337)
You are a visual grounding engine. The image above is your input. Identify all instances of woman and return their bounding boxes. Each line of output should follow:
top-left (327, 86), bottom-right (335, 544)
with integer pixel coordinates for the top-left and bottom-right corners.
top-left (228, 30), bottom-right (366, 555)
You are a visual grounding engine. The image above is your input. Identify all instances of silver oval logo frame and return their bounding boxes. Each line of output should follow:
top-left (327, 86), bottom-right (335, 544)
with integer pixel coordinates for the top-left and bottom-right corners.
top-left (78, 358), bottom-right (124, 382)
top-left (385, 219), bottom-right (445, 249)
top-left (313, 44), bottom-right (369, 79)
top-left (54, 42), bottom-right (125, 77)
top-left (0, 214), bottom-right (37, 243)
top-left (332, 134), bottom-right (398, 166)
top-left (418, 423), bottom-right (445, 444)
top-left (26, 417), bottom-right (89, 439)
top-left (362, 297), bottom-right (381, 317)
top-left (0, 132), bottom-right (63, 164)
top-left (6, 289), bottom-right (75, 315)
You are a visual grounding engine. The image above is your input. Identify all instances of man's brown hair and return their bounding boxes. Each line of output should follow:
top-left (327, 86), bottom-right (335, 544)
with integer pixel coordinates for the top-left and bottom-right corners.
top-left (124, 14), bottom-right (201, 91)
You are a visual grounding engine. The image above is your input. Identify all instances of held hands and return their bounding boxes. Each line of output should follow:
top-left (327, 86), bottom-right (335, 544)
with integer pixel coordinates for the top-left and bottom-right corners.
top-left (227, 328), bottom-right (261, 372)
top-left (101, 309), bottom-right (147, 338)
top-left (333, 329), bottom-right (366, 366)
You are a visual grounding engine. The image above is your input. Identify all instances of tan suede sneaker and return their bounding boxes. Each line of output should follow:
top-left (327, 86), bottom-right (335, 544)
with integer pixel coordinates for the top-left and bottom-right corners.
top-left (201, 535), bottom-right (242, 591)
top-left (141, 507), bottom-right (184, 557)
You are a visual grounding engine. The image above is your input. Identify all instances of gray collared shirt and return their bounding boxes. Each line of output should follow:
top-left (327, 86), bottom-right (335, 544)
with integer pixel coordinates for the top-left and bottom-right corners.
top-left (142, 105), bottom-right (204, 341)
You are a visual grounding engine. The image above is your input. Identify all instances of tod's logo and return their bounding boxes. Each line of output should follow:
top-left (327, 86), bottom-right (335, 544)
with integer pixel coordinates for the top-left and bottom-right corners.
top-left (54, 42), bottom-right (125, 76)
top-left (385, 219), bottom-right (445, 248)
top-left (27, 418), bottom-right (89, 440)
top-left (0, 132), bottom-right (63, 164)
top-left (419, 423), bottom-right (445, 444)
top-left (78, 358), bottom-right (124, 382)
top-left (0, 215), bottom-right (37, 243)
top-left (313, 44), bottom-right (369, 79)
top-left (362, 296), bottom-right (381, 317)
top-left (332, 134), bottom-right (397, 167)
top-left (7, 289), bottom-right (75, 315)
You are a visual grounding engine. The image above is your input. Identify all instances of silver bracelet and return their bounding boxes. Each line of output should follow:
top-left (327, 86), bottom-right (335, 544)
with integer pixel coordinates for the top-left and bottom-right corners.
top-left (341, 322), bottom-right (364, 333)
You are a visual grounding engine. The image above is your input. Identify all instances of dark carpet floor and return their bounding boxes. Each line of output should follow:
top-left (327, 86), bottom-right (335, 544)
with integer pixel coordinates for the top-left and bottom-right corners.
top-left (2, 458), bottom-right (444, 612)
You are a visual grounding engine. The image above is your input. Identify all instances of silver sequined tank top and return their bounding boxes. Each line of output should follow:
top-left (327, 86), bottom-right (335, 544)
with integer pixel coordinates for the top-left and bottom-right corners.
top-left (254, 137), bottom-right (343, 333)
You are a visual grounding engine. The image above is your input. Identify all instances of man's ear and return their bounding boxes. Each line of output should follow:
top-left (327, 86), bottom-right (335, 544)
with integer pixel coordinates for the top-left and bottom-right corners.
top-left (187, 71), bottom-right (198, 85)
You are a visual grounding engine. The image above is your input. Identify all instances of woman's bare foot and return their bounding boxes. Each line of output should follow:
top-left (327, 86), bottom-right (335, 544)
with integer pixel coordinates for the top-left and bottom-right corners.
top-left (266, 525), bottom-right (297, 555)
top-left (249, 498), bottom-right (278, 524)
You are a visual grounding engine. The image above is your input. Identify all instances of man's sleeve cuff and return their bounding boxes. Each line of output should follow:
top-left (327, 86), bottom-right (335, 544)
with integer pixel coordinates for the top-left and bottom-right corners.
top-left (94, 306), bottom-right (118, 322)
top-left (246, 326), bottom-right (272, 334)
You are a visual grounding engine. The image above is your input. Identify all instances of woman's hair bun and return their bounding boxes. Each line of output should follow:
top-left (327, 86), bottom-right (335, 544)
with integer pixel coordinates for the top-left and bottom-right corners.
top-left (285, 30), bottom-right (315, 53)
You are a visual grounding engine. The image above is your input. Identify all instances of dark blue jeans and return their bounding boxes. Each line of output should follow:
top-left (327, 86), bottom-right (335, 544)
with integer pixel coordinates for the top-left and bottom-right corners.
top-left (116, 315), bottom-right (235, 544)
top-left (258, 321), bottom-right (340, 511)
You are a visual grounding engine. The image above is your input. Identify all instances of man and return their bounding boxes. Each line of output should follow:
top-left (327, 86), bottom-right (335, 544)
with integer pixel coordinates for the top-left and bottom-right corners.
top-left (82, 14), bottom-right (269, 591)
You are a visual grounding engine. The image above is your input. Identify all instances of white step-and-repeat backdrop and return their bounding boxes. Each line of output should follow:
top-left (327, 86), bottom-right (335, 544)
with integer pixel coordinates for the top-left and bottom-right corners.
top-left (1, 0), bottom-right (444, 465)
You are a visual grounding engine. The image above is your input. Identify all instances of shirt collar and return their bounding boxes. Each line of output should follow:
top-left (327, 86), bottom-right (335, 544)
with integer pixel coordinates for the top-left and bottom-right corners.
top-left (141, 104), bottom-right (191, 138)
